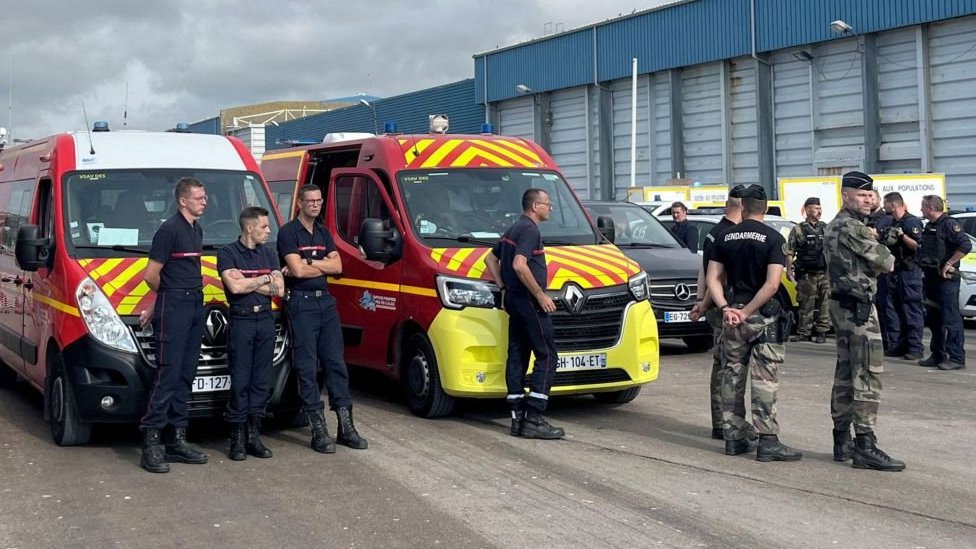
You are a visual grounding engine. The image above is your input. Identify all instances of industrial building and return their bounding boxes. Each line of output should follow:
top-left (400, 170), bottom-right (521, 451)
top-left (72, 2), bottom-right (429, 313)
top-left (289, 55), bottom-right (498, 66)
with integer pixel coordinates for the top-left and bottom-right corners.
top-left (216, 0), bottom-right (976, 204)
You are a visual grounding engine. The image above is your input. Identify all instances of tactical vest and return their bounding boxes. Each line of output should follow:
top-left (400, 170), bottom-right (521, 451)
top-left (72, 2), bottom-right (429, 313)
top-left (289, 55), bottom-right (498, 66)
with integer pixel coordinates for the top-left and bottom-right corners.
top-left (890, 215), bottom-right (918, 269)
top-left (795, 222), bottom-right (826, 272)
top-left (918, 221), bottom-right (945, 270)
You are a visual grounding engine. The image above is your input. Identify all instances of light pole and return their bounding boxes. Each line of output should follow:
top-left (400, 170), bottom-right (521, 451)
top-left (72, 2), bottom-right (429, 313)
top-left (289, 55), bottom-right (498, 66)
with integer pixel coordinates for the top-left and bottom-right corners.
top-left (359, 99), bottom-right (378, 134)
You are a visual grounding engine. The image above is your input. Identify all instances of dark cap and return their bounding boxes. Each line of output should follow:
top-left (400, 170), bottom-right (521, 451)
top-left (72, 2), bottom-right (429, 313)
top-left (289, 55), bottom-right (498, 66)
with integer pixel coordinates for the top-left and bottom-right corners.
top-left (728, 184), bottom-right (747, 198)
top-left (803, 197), bottom-right (820, 207)
top-left (738, 184), bottom-right (767, 200)
top-left (842, 171), bottom-right (873, 190)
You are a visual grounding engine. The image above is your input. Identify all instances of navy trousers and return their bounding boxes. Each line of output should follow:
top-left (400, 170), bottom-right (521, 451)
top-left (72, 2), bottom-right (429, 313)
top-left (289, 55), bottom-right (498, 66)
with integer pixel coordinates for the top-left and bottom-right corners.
top-left (141, 289), bottom-right (204, 430)
top-left (924, 273), bottom-right (966, 364)
top-left (225, 312), bottom-right (275, 423)
top-left (286, 290), bottom-right (352, 412)
top-left (883, 268), bottom-right (924, 354)
top-left (504, 291), bottom-right (558, 413)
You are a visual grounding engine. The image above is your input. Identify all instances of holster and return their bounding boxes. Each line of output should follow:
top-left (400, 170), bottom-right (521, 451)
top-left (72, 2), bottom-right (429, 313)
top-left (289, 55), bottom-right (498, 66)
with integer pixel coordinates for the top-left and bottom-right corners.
top-left (831, 291), bottom-right (872, 326)
top-left (756, 300), bottom-right (789, 345)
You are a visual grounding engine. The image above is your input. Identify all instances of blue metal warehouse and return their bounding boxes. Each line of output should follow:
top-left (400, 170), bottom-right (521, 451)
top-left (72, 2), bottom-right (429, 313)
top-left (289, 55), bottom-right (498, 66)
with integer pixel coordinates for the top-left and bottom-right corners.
top-left (261, 0), bottom-right (976, 203)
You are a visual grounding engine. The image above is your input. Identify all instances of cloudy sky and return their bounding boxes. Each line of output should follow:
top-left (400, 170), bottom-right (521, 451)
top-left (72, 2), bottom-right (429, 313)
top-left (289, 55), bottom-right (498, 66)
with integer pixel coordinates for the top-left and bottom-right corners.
top-left (1, 0), bottom-right (676, 141)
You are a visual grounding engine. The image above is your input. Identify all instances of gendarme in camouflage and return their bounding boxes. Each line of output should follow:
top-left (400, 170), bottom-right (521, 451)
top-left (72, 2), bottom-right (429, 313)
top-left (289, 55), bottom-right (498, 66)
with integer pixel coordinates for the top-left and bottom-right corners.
top-left (824, 210), bottom-right (895, 300)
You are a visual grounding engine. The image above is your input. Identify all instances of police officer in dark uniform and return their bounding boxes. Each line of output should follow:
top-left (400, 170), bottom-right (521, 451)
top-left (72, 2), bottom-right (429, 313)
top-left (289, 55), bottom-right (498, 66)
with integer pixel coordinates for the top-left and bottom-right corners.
top-left (670, 201), bottom-right (699, 253)
top-left (218, 206), bottom-right (283, 460)
top-left (786, 197), bottom-right (830, 343)
top-left (880, 192), bottom-right (924, 360)
top-left (484, 188), bottom-right (564, 439)
top-left (138, 177), bottom-right (209, 474)
top-left (278, 184), bottom-right (368, 453)
top-left (706, 185), bottom-right (801, 462)
top-left (868, 190), bottom-right (895, 350)
top-left (918, 194), bottom-right (971, 370)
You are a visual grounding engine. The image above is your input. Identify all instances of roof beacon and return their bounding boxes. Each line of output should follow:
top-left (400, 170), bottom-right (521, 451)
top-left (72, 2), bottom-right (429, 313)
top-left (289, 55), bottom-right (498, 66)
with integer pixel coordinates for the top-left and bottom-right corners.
top-left (383, 122), bottom-right (398, 134)
top-left (480, 123), bottom-right (495, 135)
top-left (174, 122), bottom-right (191, 133)
top-left (92, 121), bottom-right (110, 132)
top-left (429, 114), bottom-right (449, 134)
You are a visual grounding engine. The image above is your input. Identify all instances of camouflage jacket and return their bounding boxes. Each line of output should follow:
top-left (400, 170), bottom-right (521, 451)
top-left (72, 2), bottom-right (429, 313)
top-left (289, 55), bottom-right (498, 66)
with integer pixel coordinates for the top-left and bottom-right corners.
top-left (824, 209), bottom-right (895, 300)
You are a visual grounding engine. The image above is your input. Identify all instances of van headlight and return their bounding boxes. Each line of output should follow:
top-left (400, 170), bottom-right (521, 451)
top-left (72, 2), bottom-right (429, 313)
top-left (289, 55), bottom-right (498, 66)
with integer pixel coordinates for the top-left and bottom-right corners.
top-left (436, 275), bottom-right (497, 310)
top-left (76, 279), bottom-right (138, 353)
top-left (961, 270), bottom-right (976, 284)
top-left (628, 271), bottom-right (649, 301)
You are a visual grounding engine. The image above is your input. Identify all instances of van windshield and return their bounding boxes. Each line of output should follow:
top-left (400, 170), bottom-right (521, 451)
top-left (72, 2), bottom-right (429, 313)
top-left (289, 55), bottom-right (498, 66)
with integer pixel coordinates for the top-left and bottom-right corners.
top-left (583, 202), bottom-right (682, 248)
top-left (398, 169), bottom-right (597, 246)
top-left (62, 169), bottom-right (278, 258)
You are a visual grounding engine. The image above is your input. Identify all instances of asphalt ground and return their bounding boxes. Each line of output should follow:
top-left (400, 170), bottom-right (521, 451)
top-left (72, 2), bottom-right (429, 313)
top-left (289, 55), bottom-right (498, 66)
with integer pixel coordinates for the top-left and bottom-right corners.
top-left (2, 331), bottom-right (975, 549)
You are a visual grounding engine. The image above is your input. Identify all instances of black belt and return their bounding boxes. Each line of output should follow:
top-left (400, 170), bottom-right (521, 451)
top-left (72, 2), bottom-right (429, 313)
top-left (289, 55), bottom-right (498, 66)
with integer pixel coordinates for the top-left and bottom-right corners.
top-left (289, 289), bottom-right (327, 297)
top-left (230, 304), bottom-right (271, 315)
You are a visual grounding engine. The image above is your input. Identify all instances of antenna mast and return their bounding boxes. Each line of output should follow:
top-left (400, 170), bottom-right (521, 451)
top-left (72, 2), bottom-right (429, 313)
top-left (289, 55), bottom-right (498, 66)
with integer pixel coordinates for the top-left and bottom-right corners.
top-left (123, 81), bottom-right (128, 127)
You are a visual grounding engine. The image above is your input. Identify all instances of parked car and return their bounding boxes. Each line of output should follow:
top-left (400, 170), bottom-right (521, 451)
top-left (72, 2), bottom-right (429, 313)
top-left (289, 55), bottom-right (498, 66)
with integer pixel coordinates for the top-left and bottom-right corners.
top-left (957, 234), bottom-right (976, 318)
top-left (584, 201), bottom-right (713, 351)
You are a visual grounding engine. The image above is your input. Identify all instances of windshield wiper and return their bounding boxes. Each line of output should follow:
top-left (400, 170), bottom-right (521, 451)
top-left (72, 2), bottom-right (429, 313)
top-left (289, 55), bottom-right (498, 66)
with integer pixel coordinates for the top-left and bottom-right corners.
top-left (73, 244), bottom-right (150, 255)
top-left (541, 239), bottom-right (579, 246)
top-left (202, 243), bottom-right (222, 251)
top-left (618, 242), bottom-right (675, 249)
top-left (424, 235), bottom-right (498, 247)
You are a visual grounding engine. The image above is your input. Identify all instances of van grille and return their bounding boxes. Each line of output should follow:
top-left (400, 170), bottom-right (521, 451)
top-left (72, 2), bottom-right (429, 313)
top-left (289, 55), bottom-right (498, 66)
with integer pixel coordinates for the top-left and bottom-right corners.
top-left (552, 368), bottom-right (631, 386)
top-left (551, 288), bottom-right (632, 352)
top-left (649, 279), bottom-right (698, 308)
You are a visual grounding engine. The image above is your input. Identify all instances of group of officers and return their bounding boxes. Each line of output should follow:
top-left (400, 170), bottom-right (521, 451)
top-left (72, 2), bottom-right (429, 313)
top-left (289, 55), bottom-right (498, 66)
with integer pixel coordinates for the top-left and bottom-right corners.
top-left (690, 171), bottom-right (969, 473)
top-left (138, 179), bottom-right (367, 474)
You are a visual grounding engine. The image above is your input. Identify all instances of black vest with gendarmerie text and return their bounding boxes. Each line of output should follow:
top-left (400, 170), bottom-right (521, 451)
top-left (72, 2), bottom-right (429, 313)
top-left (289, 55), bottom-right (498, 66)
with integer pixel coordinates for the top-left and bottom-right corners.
top-left (796, 221), bottom-right (826, 272)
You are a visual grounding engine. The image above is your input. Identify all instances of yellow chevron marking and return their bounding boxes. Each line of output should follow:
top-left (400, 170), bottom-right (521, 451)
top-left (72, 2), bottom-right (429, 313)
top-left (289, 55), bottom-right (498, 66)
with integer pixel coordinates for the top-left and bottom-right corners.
top-left (104, 259), bottom-right (149, 298)
top-left (466, 249), bottom-right (491, 278)
top-left (544, 255), bottom-right (615, 286)
top-left (452, 146), bottom-right (515, 167)
top-left (549, 267), bottom-right (597, 289)
top-left (446, 248), bottom-right (475, 271)
top-left (556, 245), bottom-right (635, 274)
top-left (421, 139), bottom-right (462, 168)
top-left (476, 141), bottom-right (539, 166)
top-left (402, 138), bottom-right (435, 165)
top-left (91, 258), bottom-right (124, 281)
top-left (494, 139), bottom-right (543, 163)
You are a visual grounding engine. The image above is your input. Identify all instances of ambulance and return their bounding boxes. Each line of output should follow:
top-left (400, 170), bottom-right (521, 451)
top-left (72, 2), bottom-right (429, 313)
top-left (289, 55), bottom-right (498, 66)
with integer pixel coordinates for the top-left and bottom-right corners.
top-left (0, 125), bottom-right (291, 445)
top-left (261, 128), bottom-right (660, 417)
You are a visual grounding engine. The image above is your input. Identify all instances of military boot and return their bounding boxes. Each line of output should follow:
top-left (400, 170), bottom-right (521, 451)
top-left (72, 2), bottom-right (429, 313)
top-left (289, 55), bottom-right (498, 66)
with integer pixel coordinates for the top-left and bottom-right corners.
top-left (140, 428), bottom-right (170, 474)
top-left (918, 355), bottom-right (942, 367)
top-left (725, 438), bottom-right (756, 456)
top-left (164, 427), bottom-right (208, 464)
top-left (246, 417), bottom-right (273, 458)
top-left (511, 400), bottom-right (526, 437)
top-left (852, 432), bottom-right (906, 471)
top-left (306, 411), bottom-right (336, 454)
top-left (756, 434), bottom-right (803, 462)
top-left (521, 411), bottom-right (565, 440)
top-left (811, 332), bottom-right (826, 344)
top-left (228, 423), bottom-right (246, 461)
top-left (335, 407), bottom-right (368, 450)
top-left (832, 428), bottom-right (854, 462)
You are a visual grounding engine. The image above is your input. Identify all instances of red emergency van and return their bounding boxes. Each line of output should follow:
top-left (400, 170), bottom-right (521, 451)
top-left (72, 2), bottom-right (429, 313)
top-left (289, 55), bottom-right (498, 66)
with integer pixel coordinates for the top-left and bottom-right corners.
top-left (0, 127), bottom-right (292, 445)
top-left (261, 130), bottom-right (660, 417)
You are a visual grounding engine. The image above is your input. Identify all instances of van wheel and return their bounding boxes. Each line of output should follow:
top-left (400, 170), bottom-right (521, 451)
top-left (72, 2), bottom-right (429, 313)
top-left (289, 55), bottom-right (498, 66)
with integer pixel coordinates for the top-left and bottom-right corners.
top-left (682, 335), bottom-right (713, 352)
top-left (48, 354), bottom-right (92, 446)
top-left (592, 386), bottom-right (642, 404)
top-left (402, 334), bottom-right (455, 418)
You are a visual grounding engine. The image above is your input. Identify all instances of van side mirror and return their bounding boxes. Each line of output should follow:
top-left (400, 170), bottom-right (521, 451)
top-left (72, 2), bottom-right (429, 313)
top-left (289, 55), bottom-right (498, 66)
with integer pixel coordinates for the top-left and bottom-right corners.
top-left (360, 218), bottom-right (402, 263)
top-left (15, 225), bottom-right (51, 271)
top-left (596, 215), bottom-right (616, 244)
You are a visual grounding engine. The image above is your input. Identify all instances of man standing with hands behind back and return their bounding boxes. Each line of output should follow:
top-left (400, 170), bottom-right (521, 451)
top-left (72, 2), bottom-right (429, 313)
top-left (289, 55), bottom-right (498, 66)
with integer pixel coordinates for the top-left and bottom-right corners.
top-left (485, 188), bottom-right (564, 440)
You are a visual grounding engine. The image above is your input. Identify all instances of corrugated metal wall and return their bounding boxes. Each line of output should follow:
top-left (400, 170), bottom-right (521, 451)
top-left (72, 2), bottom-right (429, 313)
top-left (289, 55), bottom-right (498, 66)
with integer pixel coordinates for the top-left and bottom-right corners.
top-left (811, 36), bottom-right (864, 173)
top-left (931, 16), bottom-right (976, 203)
top-left (265, 80), bottom-right (483, 151)
top-left (547, 87), bottom-right (590, 195)
top-left (772, 49), bottom-right (814, 177)
top-left (877, 27), bottom-right (922, 174)
top-left (730, 57), bottom-right (759, 184)
top-left (611, 76), bottom-right (652, 195)
top-left (497, 96), bottom-right (534, 140)
top-left (681, 62), bottom-right (724, 183)
top-left (650, 74), bottom-right (673, 185)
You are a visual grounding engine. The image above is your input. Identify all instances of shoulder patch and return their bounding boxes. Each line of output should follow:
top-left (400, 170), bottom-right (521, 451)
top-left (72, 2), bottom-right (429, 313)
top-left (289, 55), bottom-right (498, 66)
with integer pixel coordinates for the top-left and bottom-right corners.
top-left (782, 242), bottom-right (788, 255)
top-left (952, 223), bottom-right (962, 233)
top-left (912, 226), bottom-right (920, 234)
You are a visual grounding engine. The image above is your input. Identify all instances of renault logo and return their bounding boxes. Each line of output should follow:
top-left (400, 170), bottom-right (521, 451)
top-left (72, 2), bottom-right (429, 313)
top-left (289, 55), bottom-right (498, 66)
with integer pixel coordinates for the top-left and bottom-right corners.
top-left (674, 283), bottom-right (693, 302)
top-left (562, 284), bottom-right (586, 315)
top-left (204, 307), bottom-right (228, 347)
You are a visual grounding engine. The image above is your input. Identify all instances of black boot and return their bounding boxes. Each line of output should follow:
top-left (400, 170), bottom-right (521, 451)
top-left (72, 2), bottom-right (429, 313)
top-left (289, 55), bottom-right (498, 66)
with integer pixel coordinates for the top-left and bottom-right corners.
top-left (756, 434), bottom-right (803, 462)
top-left (306, 411), bottom-right (336, 454)
top-left (832, 428), bottom-right (854, 462)
top-left (725, 438), bottom-right (756, 456)
top-left (228, 423), bottom-right (246, 461)
top-left (164, 427), bottom-right (208, 464)
top-left (335, 407), bottom-right (368, 450)
top-left (521, 411), bottom-right (565, 440)
top-left (511, 400), bottom-right (526, 437)
top-left (140, 428), bottom-right (170, 474)
top-left (246, 417), bottom-right (273, 458)
top-left (852, 432), bottom-right (906, 471)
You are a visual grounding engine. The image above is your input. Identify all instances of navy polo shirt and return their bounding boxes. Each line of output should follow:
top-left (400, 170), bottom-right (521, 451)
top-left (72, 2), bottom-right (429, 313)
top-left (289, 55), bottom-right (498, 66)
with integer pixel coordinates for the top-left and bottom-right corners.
top-left (217, 239), bottom-right (278, 308)
top-left (492, 215), bottom-right (547, 293)
top-left (277, 218), bottom-right (336, 291)
top-left (149, 213), bottom-right (203, 290)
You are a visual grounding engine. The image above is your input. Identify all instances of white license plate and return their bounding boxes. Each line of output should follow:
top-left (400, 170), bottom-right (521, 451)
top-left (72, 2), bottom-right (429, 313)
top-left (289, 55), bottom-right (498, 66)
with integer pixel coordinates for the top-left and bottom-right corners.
top-left (557, 353), bottom-right (607, 371)
top-left (664, 311), bottom-right (705, 323)
top-left (191, 375), bottom-right (231, 393)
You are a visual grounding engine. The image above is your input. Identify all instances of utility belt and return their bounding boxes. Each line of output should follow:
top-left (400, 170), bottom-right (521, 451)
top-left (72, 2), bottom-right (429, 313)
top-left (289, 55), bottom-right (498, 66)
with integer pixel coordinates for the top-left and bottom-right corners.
top-left (229, 303), bottom-right (272, 316)
top-left (287, 289), bottom-right (328, 299)
top-left (730, 298), bottom-right (792, 344)
top-left (830, 291), bottom-right (872, 326)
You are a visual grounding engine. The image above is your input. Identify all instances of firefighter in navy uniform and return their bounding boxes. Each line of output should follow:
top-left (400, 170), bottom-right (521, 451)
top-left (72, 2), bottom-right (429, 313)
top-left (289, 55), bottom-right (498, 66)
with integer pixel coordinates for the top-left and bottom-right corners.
top-left (880, 192), bottom-right (924, 360)
top-left (278, 184), bottom-right (368, 453)
top-left (138, 177), bottom-right (209, 474)
top-left (217, 207), bottom-right (284, 461)
top-left (786, 197), bottom-right (830, 343)
top-left (918, 194), bottom-right (971, 370)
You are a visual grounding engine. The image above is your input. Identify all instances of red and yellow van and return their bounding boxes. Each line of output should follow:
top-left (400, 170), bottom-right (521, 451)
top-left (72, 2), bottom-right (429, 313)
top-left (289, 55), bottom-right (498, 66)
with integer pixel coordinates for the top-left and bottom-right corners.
top-left (261, 131), bottom-right (659, 417)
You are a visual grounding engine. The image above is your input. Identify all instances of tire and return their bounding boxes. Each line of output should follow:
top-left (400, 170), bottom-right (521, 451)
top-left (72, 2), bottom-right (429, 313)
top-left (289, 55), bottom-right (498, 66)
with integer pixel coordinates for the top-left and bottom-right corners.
top-left (48, 353), bottom-right (92, 446)
top-left (593, 386), bottom-right (642, 404)
top-left (402, 334), bottom-right (455, 418)
top-left (682, 335), bottom-right (714, 352)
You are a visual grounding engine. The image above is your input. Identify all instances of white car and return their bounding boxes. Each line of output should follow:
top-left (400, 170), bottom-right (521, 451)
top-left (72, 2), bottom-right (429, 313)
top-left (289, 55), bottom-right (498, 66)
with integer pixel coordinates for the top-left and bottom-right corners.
top-left (957, 235), bottom-right (976, 318)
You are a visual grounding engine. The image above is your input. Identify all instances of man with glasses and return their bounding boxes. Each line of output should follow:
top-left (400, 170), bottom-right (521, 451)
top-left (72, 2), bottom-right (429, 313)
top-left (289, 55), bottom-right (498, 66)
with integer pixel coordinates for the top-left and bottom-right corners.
top-left (278, 184), bottom-right (368, 454)
top-left (138, 177), bottom-right (210, 473)
top-left (484, 188), bottom-right (564, 439)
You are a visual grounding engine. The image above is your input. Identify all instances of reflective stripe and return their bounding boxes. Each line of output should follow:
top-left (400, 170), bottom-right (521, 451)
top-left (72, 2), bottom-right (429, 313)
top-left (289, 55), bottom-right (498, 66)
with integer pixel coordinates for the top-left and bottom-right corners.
top-left (170, 252), bottom-right (202, 258)
top-left (506, 394), bottom-right (525, 401)
top-left (528, 392), bottom-right (549, 401)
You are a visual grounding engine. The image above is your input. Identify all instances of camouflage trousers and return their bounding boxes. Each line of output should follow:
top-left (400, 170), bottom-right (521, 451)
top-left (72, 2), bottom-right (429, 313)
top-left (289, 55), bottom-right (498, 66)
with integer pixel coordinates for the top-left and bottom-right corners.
top-left (828, 300), bottom-right (883, 434)
top-left (707, 308), bottom-right (747, 430)
top-left (795, 272), bottom-right (830, 336)
top-left (721, 312), bottom-right (784, 440)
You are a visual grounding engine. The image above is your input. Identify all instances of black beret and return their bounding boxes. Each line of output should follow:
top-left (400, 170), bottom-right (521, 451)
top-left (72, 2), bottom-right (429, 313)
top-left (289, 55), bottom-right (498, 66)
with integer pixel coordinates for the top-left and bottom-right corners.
top-left (803, 197), bottom-right (820, 207)
top-left (842, 171), bottom-right (873, 190)
top-left (728, 184), bottom-right (747, 198)
top-left (738, 184), bottom-right (767, 200)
